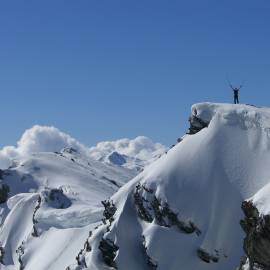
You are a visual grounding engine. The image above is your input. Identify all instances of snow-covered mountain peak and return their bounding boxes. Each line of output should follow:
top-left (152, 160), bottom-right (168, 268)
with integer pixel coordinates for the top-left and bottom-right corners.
top-left (192, 102), bottom-right (270, 130)
top-left (4, 103), bottom-right (270, 270)
top-left (73, 102), bottom-right (270, 270)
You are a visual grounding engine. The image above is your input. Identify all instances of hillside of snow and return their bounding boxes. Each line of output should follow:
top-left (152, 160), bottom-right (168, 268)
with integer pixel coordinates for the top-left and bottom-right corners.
top-left (68, 103), bottom-right (270, 270)
top-left (0, 128), bottom-right (165, 270)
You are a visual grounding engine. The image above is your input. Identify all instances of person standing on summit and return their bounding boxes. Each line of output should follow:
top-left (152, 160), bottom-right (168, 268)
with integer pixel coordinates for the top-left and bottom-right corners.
top-left (229, 84), bottom-right (242, 104)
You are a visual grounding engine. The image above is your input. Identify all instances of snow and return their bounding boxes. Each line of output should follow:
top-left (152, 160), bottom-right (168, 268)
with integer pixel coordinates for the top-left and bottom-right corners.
top-left (0, 148), bottom-right (139, 269)
top-left (0, 125), bottom-right (166, 172)
top-left (3, 102), bottom-right (270, 270)
top-left (250, 182), bottom-right (270, 215)
top-left (89, 136), bottom-right (167, 170)
top-left (81, 103), bottom-right (270, 270)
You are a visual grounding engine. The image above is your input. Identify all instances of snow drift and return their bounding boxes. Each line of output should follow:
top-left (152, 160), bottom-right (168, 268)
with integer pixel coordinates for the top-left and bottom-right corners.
top-left (70, 103), bottom-right (270, 270)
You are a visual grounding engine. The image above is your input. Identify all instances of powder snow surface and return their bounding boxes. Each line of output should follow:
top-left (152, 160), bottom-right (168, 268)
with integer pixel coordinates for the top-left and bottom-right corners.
top-left (0, 150), bottom-right (137, 270)
top-left (83, 103), bottom-right (270, 270)
top-left (2, 103), bottom-right (270, 270)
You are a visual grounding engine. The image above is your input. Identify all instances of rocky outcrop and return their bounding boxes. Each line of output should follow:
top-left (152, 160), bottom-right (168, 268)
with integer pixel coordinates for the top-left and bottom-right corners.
top-left (134, 184), bottom-right (154, 223)
top-left (42, 188), bottom-right (72, 209)
top-left (134, 183), bottom-right (200, 235)
top-left (32, 196), bottom-right (41, 237)
top-left (107, 152), bottom-right (126, 166)
top-left (0, 183), bottom-right (10, 204)
top-left (16, 241), bottom-right (25, 270)
top-left (197, 248), bottom-right (219, 264)
top-left (101, 200), bottom-right (117, 225)
top-left (62, 147), bottom-right (78, 154)
top-left (0, 246), bottom-right (5, 265)
top-left (187, 114), bottom-right (209, 135)
top-left (98, 238), bottom-right (119, 269)
top-left (238, 201), bottom-right (270, 270)
top-left (68, 199), bottom-right (118, 269)
top-left (142, 235), bottom-right (158, 269)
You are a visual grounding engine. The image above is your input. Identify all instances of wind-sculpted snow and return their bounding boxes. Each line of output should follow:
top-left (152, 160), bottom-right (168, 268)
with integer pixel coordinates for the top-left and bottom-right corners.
top-left (72, 103), bottom-right (270, 270)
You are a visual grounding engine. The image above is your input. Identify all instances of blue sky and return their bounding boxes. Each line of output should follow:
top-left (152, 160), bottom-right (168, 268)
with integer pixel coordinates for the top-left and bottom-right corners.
top-left (0, 0), bottom-right (270, 147)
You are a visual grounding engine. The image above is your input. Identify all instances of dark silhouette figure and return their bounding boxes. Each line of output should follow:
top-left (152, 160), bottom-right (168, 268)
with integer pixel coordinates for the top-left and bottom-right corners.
top-left (229, 84), bottom-right (242, 104)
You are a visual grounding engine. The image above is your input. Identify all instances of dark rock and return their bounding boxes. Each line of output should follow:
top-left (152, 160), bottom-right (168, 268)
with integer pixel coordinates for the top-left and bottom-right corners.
top-left (0, 246), bottom-right (5, 265)
top-left (101, 200), bottom-right (117, 225)
top-left (31, 196), bottom-right (41, 237)
top-left (16, 242), bottom-right (25, 270)
top-left (84, 240), bottom-right (91, 252)
top-left (44, 188), bottom-right (72, 209)
top-left (62, 147), bottom-right (78, 154)
top-left (187, 115), bottom-right (209, 135)
top-left (108, 152), bottom-right (126, 166)
top-left (134, 184), bottom-right (153, 223)
top-left (239, 200), bottom-right (270, 270)
top-left (142, 185), bottom-right (154, 194)
top-left (162, 203), bottom-right (200, 234)
top-left (0, 184), bottom-right (9, 204)
top-left (76, 248), bottom-right (87, 267)
top-left (142, 235), bottom-right (158, 269)
top-left (134, 184), bottom-right (200, 234)
top-left (151, 196), bottom-right (167, 227)
top-left (98, 238), bottom-right (119, 269)
top-left (197, 248), bottom-right (219, 264)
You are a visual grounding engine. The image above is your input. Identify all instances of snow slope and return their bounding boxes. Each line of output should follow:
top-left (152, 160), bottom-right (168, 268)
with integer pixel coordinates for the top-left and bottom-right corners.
top-left (0, 148), bottom-right (138, 270)
top-left (73, 103), bottom-right (270, 270)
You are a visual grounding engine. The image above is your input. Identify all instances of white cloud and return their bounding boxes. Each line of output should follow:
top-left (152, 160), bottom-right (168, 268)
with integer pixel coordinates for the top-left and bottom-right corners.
top-left (0, 126), bottom-right (166, 170)
top-left (0, 125), bottom-right (87, 169)
top-left (89, 136), bottom-right (166, 161)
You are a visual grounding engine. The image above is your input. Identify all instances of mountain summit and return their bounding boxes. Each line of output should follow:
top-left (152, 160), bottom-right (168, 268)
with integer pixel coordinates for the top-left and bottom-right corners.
top-left (2, 103), bottom-right (270, 270)
top-left (67, 103), bottom-right (270, 270)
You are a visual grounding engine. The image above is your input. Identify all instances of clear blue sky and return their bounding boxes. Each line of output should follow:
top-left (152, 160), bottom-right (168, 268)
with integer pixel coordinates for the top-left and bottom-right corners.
top-left (0, 0), bottom-right (270, 148)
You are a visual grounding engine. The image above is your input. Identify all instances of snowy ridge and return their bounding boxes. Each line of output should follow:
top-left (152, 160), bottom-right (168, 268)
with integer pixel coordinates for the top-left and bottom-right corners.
top-left (0, 148), bottom-right (138, 270)
top-left (70, 103), bottom-right (270, 270)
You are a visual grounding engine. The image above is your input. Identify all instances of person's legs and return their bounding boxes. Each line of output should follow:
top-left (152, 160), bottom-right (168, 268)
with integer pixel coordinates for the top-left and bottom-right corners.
top-left (236, 96), bottom-right (239, 104)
